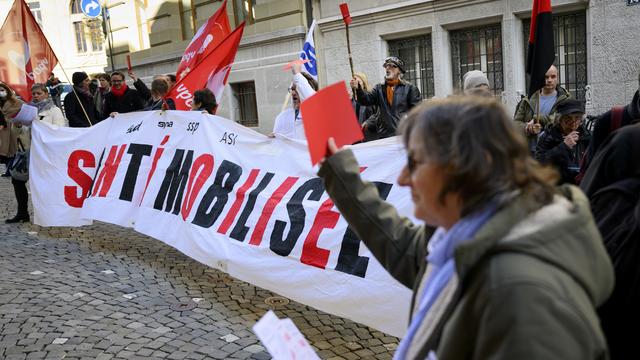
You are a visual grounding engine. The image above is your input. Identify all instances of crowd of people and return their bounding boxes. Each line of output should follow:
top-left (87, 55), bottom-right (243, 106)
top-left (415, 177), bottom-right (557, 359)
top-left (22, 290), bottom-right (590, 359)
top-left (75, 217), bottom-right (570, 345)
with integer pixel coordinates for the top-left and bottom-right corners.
top-left (1, 56), bottom-right (639, 359)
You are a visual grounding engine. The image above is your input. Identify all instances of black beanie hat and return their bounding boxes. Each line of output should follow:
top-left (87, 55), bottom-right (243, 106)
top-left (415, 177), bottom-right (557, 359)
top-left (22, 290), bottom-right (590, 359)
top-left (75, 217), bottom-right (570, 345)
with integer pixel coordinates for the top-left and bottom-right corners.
top-left (72, 71), bottom-right (89, 86)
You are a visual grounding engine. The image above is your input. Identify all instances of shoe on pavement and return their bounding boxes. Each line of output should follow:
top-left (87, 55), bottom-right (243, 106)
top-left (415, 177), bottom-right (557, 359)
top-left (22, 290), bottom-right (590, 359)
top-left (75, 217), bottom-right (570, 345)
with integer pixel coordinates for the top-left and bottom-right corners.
top-left (5, 215), bottom-right (30, 223)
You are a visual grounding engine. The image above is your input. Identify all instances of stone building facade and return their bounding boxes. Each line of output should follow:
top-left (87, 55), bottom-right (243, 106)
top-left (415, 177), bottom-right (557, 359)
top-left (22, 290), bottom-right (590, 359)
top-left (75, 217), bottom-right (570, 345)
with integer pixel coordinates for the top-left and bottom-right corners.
top-left (312, 0), bottom-right (640, 115)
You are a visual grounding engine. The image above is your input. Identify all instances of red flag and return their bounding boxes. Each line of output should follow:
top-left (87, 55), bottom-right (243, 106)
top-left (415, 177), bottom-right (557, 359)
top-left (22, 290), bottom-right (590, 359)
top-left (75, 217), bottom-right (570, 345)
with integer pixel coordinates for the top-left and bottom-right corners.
top-left (526, 0), bottom-right (554, 96)
top-left (167, 23), bottom-right (245, 111)
top-left (339, 3), bottom-right (352, 26)
top-left (0, 0), bottom-right (58, 102)
top-left (176, 0), bottom-right (231, 82)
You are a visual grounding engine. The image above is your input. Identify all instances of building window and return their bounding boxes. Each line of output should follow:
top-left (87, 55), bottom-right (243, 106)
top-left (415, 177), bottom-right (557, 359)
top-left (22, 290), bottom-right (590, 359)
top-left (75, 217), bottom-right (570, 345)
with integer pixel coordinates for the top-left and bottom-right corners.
top-left (523, 11), bottom-right (587, 99)
top-left (27, 1), bottom-right (43, 26)
top-left (231, 81), bottom-right (259, 127)
top-left (73, 21), bottom-right (88, 53)
top-left (233, 0), bottom-right (256, 25)
top-left (71, 0), bottom-right (82, 14)
top-left (87, 18), bottom-right (104, 51)
top-left (388, 35), bottom-right (435, 99)
top-left (450, 24), bottom-right (504, 95)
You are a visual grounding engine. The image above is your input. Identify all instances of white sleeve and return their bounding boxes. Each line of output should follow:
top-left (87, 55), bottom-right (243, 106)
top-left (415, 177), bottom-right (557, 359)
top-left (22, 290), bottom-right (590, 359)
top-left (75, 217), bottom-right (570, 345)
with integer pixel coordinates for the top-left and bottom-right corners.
top-left (292, 73), bottom-right (316, 102)
top-left (52, 107), bottom-right (66, 127)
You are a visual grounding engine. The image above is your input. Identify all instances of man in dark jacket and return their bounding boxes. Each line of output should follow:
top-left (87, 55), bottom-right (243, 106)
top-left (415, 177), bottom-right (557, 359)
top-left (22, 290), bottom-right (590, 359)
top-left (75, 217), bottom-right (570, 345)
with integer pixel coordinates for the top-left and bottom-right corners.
top-left (103, 71), bottom-right (146, 116)
top-left (535, 99), bottom-right (589, 184)
top-left (350, 57), bottom-right (421, 139)
top-left (64, 72), bottom-right (98, 127)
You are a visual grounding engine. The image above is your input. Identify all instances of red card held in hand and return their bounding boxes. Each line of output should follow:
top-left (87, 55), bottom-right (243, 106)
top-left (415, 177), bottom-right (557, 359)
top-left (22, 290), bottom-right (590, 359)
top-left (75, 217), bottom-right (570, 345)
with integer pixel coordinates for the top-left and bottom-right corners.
top-left (300, 81), bottom-right (363, 165)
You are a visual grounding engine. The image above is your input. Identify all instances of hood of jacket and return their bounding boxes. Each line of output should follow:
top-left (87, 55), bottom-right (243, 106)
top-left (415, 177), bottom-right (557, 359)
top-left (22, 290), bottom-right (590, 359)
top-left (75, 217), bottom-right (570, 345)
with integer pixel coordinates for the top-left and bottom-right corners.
top-left (454, 185), bottom-right (614, 307)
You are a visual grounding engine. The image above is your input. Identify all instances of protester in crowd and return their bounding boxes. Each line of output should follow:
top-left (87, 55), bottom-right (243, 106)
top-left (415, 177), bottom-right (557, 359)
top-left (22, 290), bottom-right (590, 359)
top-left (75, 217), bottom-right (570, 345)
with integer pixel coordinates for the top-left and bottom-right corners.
top-left (89, 77), bottom-right (99, 96)
top-left (29, 84), bottom-right (65, 127)
top-left (319, 96), bottom-right (613, 359)
top-left (272, 62), bottom-right (318, 140)
top-left (0, 82), bottom-right (23, 177)
top-left (462, 70), bottom-right (491, 97)
top-left (127, 70), bottom-right (171, 102)
top-left (514, 65), bottom-right (571, 153)
top-left (579, 123), bottom-right (640, 360)
top-left (45, 72), bottom-right (62, 108)
top-left (64, 72), bottom-right (98, 127)
top-left (350, 57), bottom-right (421, 139)
top-left (581, 71), bottom-right (640, 177)
top-left (350, 72), bottom-right (378, 142)
top-left (191, 89), bottom-right (217, 115)
top-left (3, 85), bottom-right (51, 223)
top-left (144, 79), bottom-right (176, 111)
top-left (166, 74), bottom-right (176, 88)
top-left (93, 73), bottom-right (111, 119)
top-left (535, 99), bottom-right (589, 184)
top-left (104, 71), bottom-right (145, 116)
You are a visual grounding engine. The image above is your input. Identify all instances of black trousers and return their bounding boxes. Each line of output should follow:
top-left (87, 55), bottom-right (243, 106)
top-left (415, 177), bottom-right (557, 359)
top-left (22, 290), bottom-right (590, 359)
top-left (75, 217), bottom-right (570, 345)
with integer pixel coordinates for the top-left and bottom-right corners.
top-left (11, 178), bottom-right (28, 217)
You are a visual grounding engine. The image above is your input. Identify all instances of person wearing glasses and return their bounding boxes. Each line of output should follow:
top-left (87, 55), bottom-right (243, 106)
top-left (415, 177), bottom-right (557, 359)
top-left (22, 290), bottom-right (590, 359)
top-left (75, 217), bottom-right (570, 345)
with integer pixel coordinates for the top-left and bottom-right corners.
top-left (349, 56), bottom-right (421, 139)
top-left (104, 71), bottom-right (146, 117)
top-left (535, 99), bottom-right (589, 184)
top-left (318, 96), bottom-right (613, 359)
top-left (271, 62), bottom-right (318, 140)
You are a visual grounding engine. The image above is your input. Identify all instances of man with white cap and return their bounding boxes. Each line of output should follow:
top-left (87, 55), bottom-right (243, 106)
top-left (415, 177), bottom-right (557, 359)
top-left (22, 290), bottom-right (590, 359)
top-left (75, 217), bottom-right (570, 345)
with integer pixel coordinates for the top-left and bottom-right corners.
top-left (462, 70), bottom-right (491, 97)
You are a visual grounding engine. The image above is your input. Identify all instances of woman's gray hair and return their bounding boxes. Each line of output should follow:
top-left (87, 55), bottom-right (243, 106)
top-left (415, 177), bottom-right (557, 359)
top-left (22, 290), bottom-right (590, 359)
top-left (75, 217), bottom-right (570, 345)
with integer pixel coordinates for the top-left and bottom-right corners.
top-left (31, 83), bottom-right (48, 93)
top-left (400, 96), bottom-right (558, 215)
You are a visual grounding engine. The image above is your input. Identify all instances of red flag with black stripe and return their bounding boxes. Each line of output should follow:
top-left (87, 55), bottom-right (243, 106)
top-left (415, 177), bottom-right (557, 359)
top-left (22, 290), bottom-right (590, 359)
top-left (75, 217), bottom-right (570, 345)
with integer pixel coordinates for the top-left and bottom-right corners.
top-left (526, 0), bottom-right (554, 96)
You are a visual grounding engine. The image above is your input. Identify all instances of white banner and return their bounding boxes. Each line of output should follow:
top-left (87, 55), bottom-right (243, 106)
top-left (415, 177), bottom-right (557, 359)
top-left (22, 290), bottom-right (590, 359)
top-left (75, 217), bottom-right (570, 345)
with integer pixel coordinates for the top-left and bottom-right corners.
top-left (30, 111), bottom-right (415, 337)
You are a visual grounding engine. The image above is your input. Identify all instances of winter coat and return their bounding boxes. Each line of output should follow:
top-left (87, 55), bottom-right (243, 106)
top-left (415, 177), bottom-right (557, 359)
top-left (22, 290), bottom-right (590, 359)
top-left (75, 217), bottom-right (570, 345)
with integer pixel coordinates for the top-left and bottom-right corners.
top-left (319, 149), bottom-right (613, 360)
top-left (64, 87), bottom-right (98, 127)
top-left (355, 80), bottom-right (421, 138)
top-left (37, 106), bottom-right (65, 127)
top-left (94, 88), bottom-right (110, 120)
top-left (582, 90), bottom-right (640, 174)
top-left (535, 124), bottom-right (590, 184)
top-left (0, 98), bottom-right (24, 157)
top-left (103, 87), bottom-right (146, 115)
top-left (514, 86), bottom-right (571, 152)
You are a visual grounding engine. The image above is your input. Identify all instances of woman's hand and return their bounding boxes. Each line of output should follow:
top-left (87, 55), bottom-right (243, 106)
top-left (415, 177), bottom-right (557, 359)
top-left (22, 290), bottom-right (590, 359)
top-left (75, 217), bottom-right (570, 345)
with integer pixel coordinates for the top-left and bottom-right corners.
top-left (110, 112), bottom-right (119, 118)
top-left (320, 137), bottom-right (344, 166)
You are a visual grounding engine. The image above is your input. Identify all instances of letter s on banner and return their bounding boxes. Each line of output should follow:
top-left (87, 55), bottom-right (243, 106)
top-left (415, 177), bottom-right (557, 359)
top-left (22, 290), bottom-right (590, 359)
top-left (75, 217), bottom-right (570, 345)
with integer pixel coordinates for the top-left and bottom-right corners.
top-left (64, 150), bottom-right (96, 208)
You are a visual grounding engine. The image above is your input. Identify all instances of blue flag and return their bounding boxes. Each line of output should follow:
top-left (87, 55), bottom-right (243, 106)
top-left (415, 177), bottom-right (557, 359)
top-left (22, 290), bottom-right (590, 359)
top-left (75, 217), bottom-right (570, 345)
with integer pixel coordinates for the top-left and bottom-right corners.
top-left (299, 20), bottom-right (318, 81)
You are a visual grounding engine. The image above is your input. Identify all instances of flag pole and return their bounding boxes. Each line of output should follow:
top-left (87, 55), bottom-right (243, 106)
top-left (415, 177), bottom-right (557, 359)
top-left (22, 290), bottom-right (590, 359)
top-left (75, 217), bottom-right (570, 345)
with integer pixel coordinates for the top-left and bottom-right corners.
top-left (339, 3), bottom-right (356, 97)
top-left (535, 89), bottom-right (540, 125)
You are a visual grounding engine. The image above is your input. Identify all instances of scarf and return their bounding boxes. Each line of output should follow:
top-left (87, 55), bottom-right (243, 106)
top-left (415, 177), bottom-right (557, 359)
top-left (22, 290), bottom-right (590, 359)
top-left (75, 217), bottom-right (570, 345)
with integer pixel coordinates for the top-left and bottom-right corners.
top-left (29, 98), bottom-right (55, 113)
top-left (74, 86), bottom-right (93, 100)
top-left (394, 204), bottom-right (496, 360)
top-left (111, 83), bottom-right (129, 98)
top-left (386, 79), bottom-right (400, 106)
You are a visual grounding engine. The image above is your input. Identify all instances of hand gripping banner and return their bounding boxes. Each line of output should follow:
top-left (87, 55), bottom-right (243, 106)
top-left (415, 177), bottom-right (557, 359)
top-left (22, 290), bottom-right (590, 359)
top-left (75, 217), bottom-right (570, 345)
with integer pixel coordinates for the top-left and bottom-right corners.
top-left (30, 111), bottom-right (415, 337)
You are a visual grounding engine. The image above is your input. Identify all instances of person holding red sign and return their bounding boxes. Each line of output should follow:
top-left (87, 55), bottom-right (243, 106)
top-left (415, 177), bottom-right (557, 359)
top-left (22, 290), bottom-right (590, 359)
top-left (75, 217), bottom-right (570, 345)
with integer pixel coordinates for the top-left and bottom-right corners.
top-left (319, 96), bottom-right (613, 359)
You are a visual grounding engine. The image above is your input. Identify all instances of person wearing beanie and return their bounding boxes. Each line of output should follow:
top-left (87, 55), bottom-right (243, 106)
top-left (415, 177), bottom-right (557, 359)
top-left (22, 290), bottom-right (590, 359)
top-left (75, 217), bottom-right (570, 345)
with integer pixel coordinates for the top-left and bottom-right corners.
top-left (103, 71), bottom-right (145, 116)
top-left (535, 98), bottom-right (589, 184)
top-left (64, 71), bottom-right (98, 127)
top-left (462, 70), bottom-right (491, 97)
top-left (349, 56), bottom-right (421, 139)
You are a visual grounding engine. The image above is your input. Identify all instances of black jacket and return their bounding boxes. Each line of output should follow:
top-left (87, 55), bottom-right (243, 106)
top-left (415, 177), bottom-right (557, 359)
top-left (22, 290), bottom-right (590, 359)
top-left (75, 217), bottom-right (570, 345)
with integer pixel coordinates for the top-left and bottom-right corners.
top-left (355, 80), bottom-right (421, 138)
top-left (143, 98), bottom-right (176, 111)
top-left (64, 87), bottom-right (98, 127)
top-left (535, 125), bottom-right (590, 184)
top-left (104, 86), bottom-right (146, 115)
top-left (583, 90), bottom-right (640, 172)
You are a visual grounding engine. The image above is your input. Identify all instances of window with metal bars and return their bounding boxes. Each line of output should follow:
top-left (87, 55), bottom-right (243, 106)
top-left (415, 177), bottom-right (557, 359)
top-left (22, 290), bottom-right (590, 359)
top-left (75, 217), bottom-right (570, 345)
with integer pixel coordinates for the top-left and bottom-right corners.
top-left (388, 35), bottom-right (434, 99)
top-left (450, 24), bottom-right (504, 95)
top-left (231, 81), bottom-right (259, 127)
top-left (523, 11), bottom-right (587, 99)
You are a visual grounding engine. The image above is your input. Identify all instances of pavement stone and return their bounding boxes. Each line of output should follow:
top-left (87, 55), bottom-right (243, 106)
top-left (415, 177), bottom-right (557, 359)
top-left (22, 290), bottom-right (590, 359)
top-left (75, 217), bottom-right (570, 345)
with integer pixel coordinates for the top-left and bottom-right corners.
top-left (0, 172), bottom-right (399, 359)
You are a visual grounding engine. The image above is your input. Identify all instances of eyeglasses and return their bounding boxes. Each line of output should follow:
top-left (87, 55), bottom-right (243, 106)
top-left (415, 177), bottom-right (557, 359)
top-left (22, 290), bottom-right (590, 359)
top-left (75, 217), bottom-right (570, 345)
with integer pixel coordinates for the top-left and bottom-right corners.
top-left (111, 80), bottom-right (123, 83)
top-left (383, 64), bottom-right (398, 69)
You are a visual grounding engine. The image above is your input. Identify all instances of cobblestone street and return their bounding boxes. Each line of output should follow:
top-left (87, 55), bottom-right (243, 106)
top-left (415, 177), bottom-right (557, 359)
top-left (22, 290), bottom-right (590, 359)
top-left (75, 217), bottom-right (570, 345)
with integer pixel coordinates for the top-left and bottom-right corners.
top-left (0, 173), bottom-right (398, 360)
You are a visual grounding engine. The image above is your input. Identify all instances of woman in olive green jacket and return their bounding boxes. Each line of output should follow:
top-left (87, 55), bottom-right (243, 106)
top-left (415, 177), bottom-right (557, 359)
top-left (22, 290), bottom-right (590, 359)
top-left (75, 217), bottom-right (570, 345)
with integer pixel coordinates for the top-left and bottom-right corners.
top-left (319, 97), bottom-right (613, 359)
